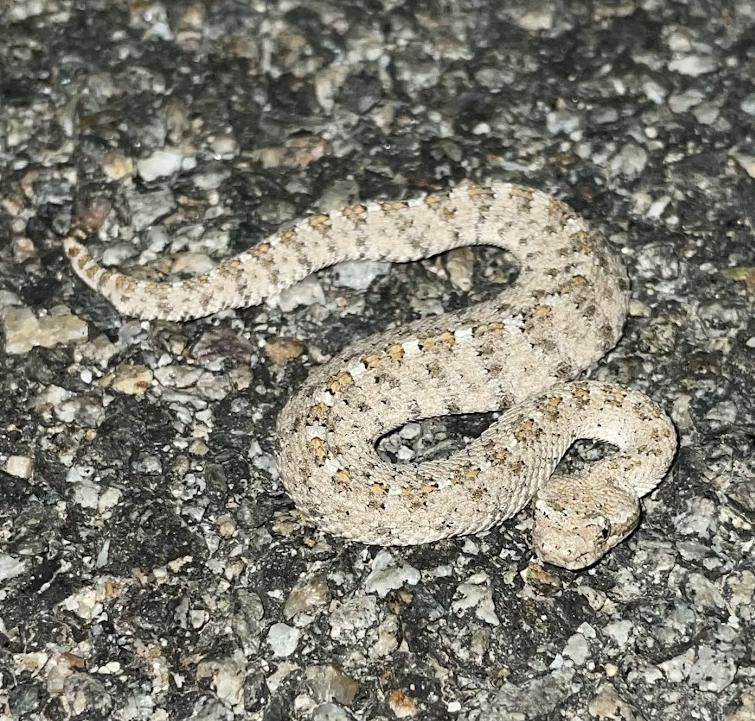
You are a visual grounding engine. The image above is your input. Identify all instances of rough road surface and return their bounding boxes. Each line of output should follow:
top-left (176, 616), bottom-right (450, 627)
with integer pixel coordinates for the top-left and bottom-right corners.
top-left (0, 2), bottom-right (753, 720)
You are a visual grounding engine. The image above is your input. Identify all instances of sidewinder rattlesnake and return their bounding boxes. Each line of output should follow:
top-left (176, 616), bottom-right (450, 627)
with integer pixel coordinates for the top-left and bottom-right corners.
top-left (65, 181), bottom-right (677, 569)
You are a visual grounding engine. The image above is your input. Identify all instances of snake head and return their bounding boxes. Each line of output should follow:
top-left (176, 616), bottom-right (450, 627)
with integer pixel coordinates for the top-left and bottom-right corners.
top-left (532, 473), bottom-right (641, 570)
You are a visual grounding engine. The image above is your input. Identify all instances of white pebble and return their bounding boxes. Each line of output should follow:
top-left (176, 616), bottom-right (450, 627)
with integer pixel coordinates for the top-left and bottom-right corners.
top-left (267, 623), bottom-right (300, 657)
top-left (5, 455), bottom-right (33, 478)
top-left (137, 149), bottom-right (185, 181)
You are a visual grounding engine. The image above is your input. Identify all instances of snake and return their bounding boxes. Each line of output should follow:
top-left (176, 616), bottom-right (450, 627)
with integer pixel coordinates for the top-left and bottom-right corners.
top-left (64, 181), bottom-right (677, 569)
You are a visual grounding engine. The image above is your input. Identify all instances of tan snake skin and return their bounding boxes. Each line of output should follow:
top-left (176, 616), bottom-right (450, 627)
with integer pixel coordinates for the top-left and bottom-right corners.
top-left (65, 181), bottom-right (677, 569)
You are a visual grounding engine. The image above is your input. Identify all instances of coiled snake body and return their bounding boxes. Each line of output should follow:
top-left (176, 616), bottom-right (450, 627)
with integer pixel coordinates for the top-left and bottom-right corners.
top-left (65, 182), bottom-right (676, 569)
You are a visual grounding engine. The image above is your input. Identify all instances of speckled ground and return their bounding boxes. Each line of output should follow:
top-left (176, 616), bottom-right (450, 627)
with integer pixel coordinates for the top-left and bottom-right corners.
top-left (1, 2), bottom-right (754, 720)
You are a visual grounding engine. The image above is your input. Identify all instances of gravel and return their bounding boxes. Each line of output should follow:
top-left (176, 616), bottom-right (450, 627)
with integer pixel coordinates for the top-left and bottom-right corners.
top-left (0, 1), bottom-right (753, 720)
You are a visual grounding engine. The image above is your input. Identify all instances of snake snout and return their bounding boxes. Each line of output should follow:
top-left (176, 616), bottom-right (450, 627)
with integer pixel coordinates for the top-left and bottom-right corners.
top-left (533, 515), bottom-right (611, 570)
top-left (531, 468), bottom-right (644, 569)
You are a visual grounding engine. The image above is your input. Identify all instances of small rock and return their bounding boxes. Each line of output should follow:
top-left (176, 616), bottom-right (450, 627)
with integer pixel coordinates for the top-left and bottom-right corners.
top-left (62, 674), bottom-right (113, 717)
top-left (445, 247), bottom-right (475, 291)
top-left (726, 570), bottom-right (755, 610)
top-left (658, 648), bottom-right (695, 683)
top-left (513, 8), bottom-right (554, 32)
top-left (105, 364), bottom-right (153, 395)
top-left (13, 237), bottom-right (36, 262)
top-left (153, 365), bottom-right (203, 389)
top-left (284, 574), bottom-right (331, 619)
top-left (461, 538), bottom-right (479, 555)
top-left (3, 306), bottom-right (88, 354)
top-left (0, 554), bottom-right (27, 582)
top-left (191, 328), bottom-right (255, 367)
top-left (8, 1), bottom-right (47, 21)
top-left (730, 147), bottom-right (755, 179)
top-left (642, 79), bottom-right (667, 104)
top-left (668, 89), bottom-right (705, 113)
top-left (399, 423), bottom-right (421, 440)
top-left (169, 252), bottom-right (216, 275)
top-left (216, 515), bottom-right (237, 538)
top-left (688, 645), bottom-right (737, 692)
top-left (318, 179), bottom-right (360, 212)
top-left (668, 54), bottom-right (717, 76)
top-left (210, 135), bottom-right (238, 157)
top-left (132, 453), bottom-right (162, 474)
top-left (194, 170), bottom-right (229, 191)
top-left (213, 658), bottom-right (245, 707)
top-left (727, 690), bottom-right (755, 721)
top-left (305, 665), bottom-right (360, 706)
top-left (137, 149), bottom-right (186, 181)
top-left (264, 337), bottom-right (305, 365)
top-left (489, 669), bottom-right (574, 717)
top-left (563, 632), bottom-right (590, 665)
top-left (604, 620), bottom-right (633, 647)
top-left (196, 656), bottom-right (245, 707)
top-left (337, 70), bottom-right (384, 115)
top-left (14, 651), bottom-right (50, 675)
top-left (451, 573), bottom-right (500, 626)
top-left (102, 153), bottom-right (135, 180)
top-left (55, 394), bottom-right (104, 427)
top-left (250, 134), bottom-right (331, 169)
top-left (60, 576), bottom-right (127, 620)
top-left (329, 593), bottom-right (379, 640)
top-left (386, 689), bottom-right (417, 718)
top-left (546, 109), bottom-right (581, 135)
top-left (628, 299), bottom-right (651, 317)
top-left (577, 622), bottom-right (596, 639)
top-left (229, 590), bottom-right (265, 655)
top-left (98, 487), bottom-right (122, 513)
top-left (674, 497), bottom-right (717, 538)
top-left (5, 455), bottom-right (33, 478)
top-left (275, 276), bottom-right (326, 312)
top-left (588, 684), bottom-right (639, 719)
top-left (741, 93), bottom-right (755, 116)
top-left (187, 698), bottom-right (226, 721)
top-left (129, 189), bottom-right (177, 231)
top-left (373, 615), bottom-right (400, 657)
top-left (610, 143), bottom-right (648, 178)
top-left (311, 703), bottom-right (353, 721)
top-left (267, 623), bottom-right (300, 657)
top-left (693, 102), bottom-right (719, 125)
top-left (73, 480), bottom-right (100, 509)
top-left (333, 260), bottom-right (390, 291)
top-left (364, 550), bottom-right (420, 599)
top-left (0, 290), bottom-right (21, 310)
top-left (100, 242), bottom-right (138, 267)
top-left (520, 562), bottom-right (563, 592)
top-left (706, 400), bottom-right (738, 425)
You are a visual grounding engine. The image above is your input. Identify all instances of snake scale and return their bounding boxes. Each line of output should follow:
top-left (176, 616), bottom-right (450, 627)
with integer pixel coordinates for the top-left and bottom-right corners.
top-left (65, 181), bottom-right (677, 569)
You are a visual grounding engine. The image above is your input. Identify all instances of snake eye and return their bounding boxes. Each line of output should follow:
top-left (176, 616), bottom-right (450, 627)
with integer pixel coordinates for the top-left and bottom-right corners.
top-left (599, 520), bottom-right (612, 540)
